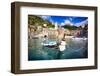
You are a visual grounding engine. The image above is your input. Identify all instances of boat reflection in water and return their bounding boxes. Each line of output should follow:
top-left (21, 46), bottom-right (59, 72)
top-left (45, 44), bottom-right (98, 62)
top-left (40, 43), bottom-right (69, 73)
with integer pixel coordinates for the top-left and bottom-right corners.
top-left (28, 37), bottom-right (88, 60)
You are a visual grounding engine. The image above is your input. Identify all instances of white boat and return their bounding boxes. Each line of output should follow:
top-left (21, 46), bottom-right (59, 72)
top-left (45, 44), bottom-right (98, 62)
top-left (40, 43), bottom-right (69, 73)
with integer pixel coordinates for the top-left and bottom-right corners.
top-left (41, 41), bottom-right (57, 46)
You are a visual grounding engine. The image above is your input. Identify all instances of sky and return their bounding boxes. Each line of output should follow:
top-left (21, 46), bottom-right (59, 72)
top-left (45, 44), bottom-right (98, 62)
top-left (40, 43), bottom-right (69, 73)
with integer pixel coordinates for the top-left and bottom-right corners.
top-left (40, 15), bottom-right (88, 27)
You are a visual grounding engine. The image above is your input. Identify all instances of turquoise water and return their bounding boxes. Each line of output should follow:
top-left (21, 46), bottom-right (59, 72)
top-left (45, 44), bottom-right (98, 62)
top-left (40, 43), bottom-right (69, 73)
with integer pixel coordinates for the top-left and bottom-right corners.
top-left (28, 38), bottom-right (88, 61)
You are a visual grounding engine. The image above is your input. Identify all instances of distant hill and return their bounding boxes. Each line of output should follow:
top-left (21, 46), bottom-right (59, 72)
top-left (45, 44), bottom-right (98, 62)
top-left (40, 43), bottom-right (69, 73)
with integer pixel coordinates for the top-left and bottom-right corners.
top-left (62, 24), bottom-right (78, 30)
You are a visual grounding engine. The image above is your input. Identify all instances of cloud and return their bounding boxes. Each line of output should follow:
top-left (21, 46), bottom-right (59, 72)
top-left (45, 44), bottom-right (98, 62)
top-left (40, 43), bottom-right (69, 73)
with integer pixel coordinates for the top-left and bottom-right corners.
top-left (64, 20), bottom-right (72, 24)
top-left (61, 22), bottom-right (65, 26)
top-left (61, 19), bottom-right (73, 26)
top-left (41, 16), bottom-right (51, 20)
top-left (75, 19), bottom-right (88, 26)
top-left (40, 16), bottom-right (54, 24)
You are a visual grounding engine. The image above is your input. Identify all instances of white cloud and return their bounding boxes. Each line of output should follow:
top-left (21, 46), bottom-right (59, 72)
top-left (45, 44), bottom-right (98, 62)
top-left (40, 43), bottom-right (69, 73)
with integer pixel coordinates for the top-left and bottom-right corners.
top-left (75, 19), bottom-right (88, 26)
top-left (61, 22), bottom-right (65, 26)
top-left (41, 16), bottom-right (51, 20)
top-left (65, 20), bottom-right (72, 24)
top-left (40, 16), bottom-right (55, 24)
top-left (61, 19), bottom-right (73, 26)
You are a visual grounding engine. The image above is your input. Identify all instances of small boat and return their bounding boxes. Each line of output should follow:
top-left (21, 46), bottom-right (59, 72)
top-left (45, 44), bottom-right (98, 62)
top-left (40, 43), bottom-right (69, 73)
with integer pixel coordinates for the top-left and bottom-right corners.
top-left (41, 41), bottom-right (57, 47)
